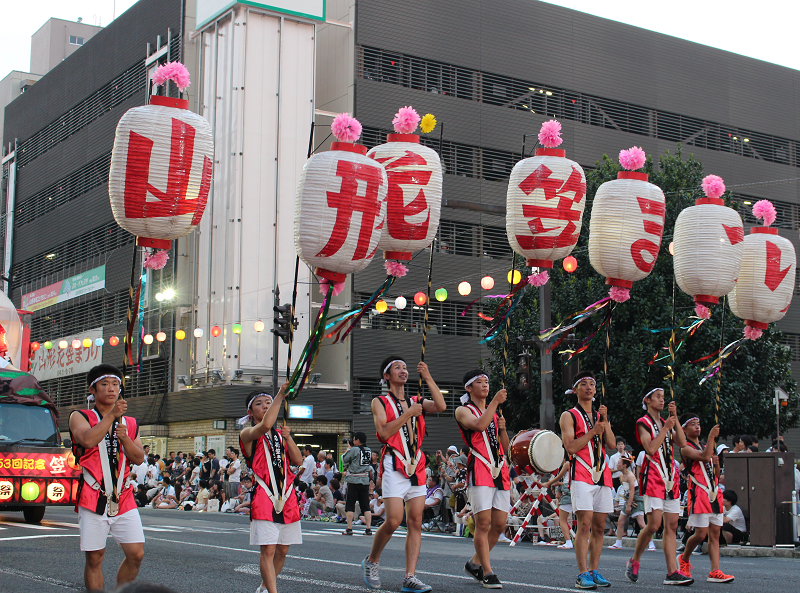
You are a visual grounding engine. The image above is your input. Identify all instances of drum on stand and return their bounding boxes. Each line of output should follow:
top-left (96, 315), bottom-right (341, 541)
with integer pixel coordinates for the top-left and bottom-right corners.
top-left (510, 429), bottom-right (564, 475)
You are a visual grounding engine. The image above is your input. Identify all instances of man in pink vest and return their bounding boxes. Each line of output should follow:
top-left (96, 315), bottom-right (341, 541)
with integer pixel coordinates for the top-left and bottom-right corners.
top-left (362, 356), bottom-right (446, 593)
top-left (68, 364), bottom-right (146, 591)
top-left (559, 371), bottom-right (616, 590)
top-left (456, 369), bottom-right (509, 589)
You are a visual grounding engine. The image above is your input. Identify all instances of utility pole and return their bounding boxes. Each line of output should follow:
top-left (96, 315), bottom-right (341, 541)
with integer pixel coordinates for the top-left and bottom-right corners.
top-left (271, 287), bottom-right (280, 397)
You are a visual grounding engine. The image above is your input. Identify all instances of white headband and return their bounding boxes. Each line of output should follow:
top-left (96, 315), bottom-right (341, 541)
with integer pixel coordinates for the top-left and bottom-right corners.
top-left (681, 416), bottom-right (699, 428)
top-left (90, 374), bottom-right (121, 388)
top-left (464, 374), bottom-right (488, 389)
top-left (565, 376), bottom-right (596, 395)
top-left (380, 360), bottom-right (406, 385)
top-left (237, 393), bottom-right (274, 426)
top-left (642, 387), bottom-right (662, 410)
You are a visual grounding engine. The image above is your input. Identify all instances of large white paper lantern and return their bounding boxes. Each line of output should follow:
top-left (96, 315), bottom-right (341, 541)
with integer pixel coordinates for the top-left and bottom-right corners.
top-left (588, 147), bottom-right (666, 302)
top-left (728, 200), bottom-right (796, 340)
top-left (109, 95), bottom-right (213, 251)
top-left (295, 118), bottom-right (387, 287)
top-left (674, 175), bottom-right (744, 306)
top-left (366, 133), bottom-right (442, 262)
top-left (507, 121), bottom-right (586, 275)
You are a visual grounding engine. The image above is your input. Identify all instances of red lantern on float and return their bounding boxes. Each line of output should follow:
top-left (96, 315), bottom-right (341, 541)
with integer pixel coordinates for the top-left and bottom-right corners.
top-left (109, 336), bottom-right (120, 347)
top-left (30, 342), bottom-right (40, 352)
top-left (294, 113), bottom-right (387, 295)
top-left (588, 147), bottom-right (665, 302)
top-left (108, 62), bottom-right (213, 270)
top-left (563, 255), bottom-right (577, 273)
top-left (506, 120), bottom-right (586, 286)
top-left (211, 325), bottom-right (222, 337)
top-left (414, 292), bottom-right (427, 306)
top-left (728, 200), bottom-right (796, 339)
top-left (366, 106), bottom-right (442, 277)
top-left (673, 175), bottom-right (744, 307)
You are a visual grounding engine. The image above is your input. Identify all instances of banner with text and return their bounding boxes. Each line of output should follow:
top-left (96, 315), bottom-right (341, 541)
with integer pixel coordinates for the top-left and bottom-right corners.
top-left (30, 328), bottom-right (103, 382)
top-left (21, 266), bottom-right (106, 312)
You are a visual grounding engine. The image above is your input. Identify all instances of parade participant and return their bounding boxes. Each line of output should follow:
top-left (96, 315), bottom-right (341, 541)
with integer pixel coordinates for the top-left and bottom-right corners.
top-left (68, 364), bottom-right (146, 591)
top-left (362, 356), bottom-right (446, 592)
top-left (626, 386), bottom-right (690, 585)
top-left (544, 457), bottom-right (574, 549)
top-left (455, 369), bottom-right (509, 589)
top-left (608, 454), bottom-right (645, 549)
top-left (239, 385), bottom-right (303, 593)
top-left (678, 414), bottom-right (734, 583)
top-left (559, 371), bottom-right (615, 590)
top-left (342, 431), bottom-right (374, 536)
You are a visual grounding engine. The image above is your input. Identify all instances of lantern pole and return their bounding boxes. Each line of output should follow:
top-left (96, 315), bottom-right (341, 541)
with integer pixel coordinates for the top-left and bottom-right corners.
top-left (539, 280), bottom-right (554, 430)
top-left (715, 296), bottom-right (727, 424)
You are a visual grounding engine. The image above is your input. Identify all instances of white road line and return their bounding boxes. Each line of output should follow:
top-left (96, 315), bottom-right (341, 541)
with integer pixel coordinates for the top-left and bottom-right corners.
top-left (0, 534), bottom-right (80, 542)
top-left (0, 567), bottom-right (80, 590)
top-left (142, 527), bottom-right (175, 532)
top-left (0, 520), bottom-right (63, 530)
top-left (41, 521), bottom-right (80, 529)
top-left (147, 538), bottom-right (576, 592)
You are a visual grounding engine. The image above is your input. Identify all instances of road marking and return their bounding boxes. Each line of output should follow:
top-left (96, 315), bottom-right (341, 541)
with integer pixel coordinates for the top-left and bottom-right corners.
top-left (148, 538), bottom-right (576, 592)
top-left (0, 520), bottom-right (63, 530)
top-left (0, 567), bottom-right (80, 590)
top-left (142, 527), bottom-right (175, 532)
top-left (41, 521), bottom-right (80, 529)
top-left (0, 534), bottom-right (80, 542)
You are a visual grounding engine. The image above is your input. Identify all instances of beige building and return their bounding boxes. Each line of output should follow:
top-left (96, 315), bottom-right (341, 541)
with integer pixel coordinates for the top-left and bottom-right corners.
top-left (30, 18), bottom-right (103, 76)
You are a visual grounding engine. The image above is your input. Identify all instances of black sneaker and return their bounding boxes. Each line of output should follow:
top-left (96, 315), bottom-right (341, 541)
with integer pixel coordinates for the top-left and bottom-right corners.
top-left (664, 571), bottom-right (694, 586)
top-left (465, 561), bottom-right (484, 582)
top-left (364, 528), bottom-right (373, 535)
top-left (482, 573), bottom-right (502, 589)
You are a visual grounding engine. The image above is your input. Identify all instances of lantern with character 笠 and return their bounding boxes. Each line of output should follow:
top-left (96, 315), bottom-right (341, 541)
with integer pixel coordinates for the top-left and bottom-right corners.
top-left (588, 147), bottom-right (666, 302)
top-left (728, 200), bottom-right (796, 339)
top-left (108, 62), bottom-right (213, 270)
top-left (506, 119), bottom-right (586, 286)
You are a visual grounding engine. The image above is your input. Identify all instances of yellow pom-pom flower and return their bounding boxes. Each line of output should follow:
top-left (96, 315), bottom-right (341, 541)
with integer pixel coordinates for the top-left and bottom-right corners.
top-left (420, 113), bottom-right (437, 134)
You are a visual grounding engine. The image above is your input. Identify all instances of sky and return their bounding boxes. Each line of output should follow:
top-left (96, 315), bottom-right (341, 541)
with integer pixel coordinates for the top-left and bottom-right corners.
top-left (2, 0), bottom-right (800, 77)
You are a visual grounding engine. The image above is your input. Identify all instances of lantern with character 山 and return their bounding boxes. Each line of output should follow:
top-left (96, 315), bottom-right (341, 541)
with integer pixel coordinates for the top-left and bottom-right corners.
top-left (588, 147), bottom-right (666, 302)
top-left (108, 62), bottom-right (213, 270)
top-left (294, 113), bottom-right (388, 295)
top-left (728, 200), bottom-right (796, 340)
top-left (366, 107), bottom-right (442, 278)
top-left (506, 120), bottom-right (586, 286)
top-left (673, 175), bottom-right (744, 318)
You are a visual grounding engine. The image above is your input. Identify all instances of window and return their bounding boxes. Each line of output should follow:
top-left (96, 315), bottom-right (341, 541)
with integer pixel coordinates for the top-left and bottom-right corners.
top-left (69, 35), bottom-right (85, 46)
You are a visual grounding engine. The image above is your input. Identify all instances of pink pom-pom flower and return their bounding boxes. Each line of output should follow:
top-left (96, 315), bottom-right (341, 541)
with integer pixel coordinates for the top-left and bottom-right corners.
top-left (392, 106), bottom-right (421, 134)
top-left (694, 303), bottom-right (711, 319)
top-left (619, 146), bottom-right (646, 171)
top-left (143, 249), bottom-right (169, 270)
top-left (331, 113), bottom-right (362, 143)
top-left (152, 62), bottom-right (191, 93)
top-left (384, 261), bottom-right (408, 278)
top-left (319, 278), bottom-right (346, 297)
top-left (527, 270), bottom-right (550, 287)
top-left (752, 199), bottom-right (777, 227)
top-left (701, 174), bottom-right (726, 199)
top-left (743, 326), bottom-right (763, 340)
top-left (538, 120), bottom-right (563, 149)
top-left (609, 286), bottom-right (630, 303)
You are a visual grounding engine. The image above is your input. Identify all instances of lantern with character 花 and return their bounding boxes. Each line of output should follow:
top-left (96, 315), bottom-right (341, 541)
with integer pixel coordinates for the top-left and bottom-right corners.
top-left (588, 147), bottom-right (666, 302)
top-left (108, 62), bottom-right (213, 270)
top-left (728, 200), bottom-right (796, 339)
top-left (506, 119), bottom-right (587, 287)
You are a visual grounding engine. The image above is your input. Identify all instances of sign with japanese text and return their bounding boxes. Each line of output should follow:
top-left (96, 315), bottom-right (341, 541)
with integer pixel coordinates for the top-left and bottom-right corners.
top-left (21, 266), bottom-right (106, 312)
top-left (0, 448), bottom-right (81, 506)
top-left (29, 328), bottom-right (103, 382)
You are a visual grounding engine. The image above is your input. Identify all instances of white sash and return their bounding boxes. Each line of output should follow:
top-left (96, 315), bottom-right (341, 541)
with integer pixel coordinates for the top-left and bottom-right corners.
top-left (252, 432), bottom-right (294, 514)
top-left (92, 411), bottom-right (128, 517)
top-left (385, 397), bottom-right (422, 477)
top-left (466, 404), bottom-right (504, 480)
top-left (689, 451), bottom-right (718, 503)
top-left (643, 415), bottom-right (675, 492)
top-left (572, 408), bottom-right (604, 483)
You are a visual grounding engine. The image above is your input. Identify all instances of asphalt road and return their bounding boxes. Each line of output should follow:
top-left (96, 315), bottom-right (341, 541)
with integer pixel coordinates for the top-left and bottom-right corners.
top-left (0, 507), bottom-right (796, 593)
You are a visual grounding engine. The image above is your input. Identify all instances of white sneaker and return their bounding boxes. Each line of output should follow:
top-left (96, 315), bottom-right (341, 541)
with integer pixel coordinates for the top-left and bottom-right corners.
top-left (647, 543), bottom-right (657, 551)
top-left (608, 542), bottom-right (623, 549)
top-left (557, 540), bottom-right (573, 549)
top-left (498, 534), bottom-right (511, 543)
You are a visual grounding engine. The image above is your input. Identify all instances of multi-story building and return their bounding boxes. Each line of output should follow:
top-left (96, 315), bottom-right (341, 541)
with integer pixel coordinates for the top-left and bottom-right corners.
top-left (4, 0), bottom-right (798, 455)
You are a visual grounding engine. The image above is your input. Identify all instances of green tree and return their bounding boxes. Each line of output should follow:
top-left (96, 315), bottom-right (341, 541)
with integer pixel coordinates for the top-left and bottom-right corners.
top-left (487, 147), bottom-right (799, 444)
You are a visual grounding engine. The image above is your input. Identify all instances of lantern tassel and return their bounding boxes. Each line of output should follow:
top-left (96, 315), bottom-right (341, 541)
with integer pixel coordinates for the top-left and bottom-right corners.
top-left (527, 270), bottom-right (549, 287)
top-left (609, 286), bottom-right (630, 303)
top-left (694, 303), bottom-right (711, 319)
top-left (331, 113), bottom-right (362, 143)
top-left (392, 106), bottom-right (421, 134)
top-left (743, 325), bottom-right (763, 340)
top-left (143, 249), bottom-right (169, 270)
top-left (152, 61), bottom-right (191, 93)
top-left (538, 120), bottom-right (563, 148)
top-left (318, 278), bottom-right (345, 297)
top-left (619, 146), bottom-right (646, 171)
top-left (752, 200), bottom-right (777, 227)
top-left (384, 260), bottom-right (408, 277)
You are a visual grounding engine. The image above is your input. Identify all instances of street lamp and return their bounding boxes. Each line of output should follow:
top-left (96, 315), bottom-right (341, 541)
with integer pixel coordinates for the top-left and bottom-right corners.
top-left (774, 387), bottom-right (789, 444)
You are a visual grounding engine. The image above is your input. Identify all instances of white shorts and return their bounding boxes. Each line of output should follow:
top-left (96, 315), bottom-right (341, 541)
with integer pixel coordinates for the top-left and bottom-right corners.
top-left (570, 481), bottom-right (613, 513)
top-left (468, 486), bottom-right (510, 514)
top-left (78, 506), bottom-right (145, 551)
top-left (559, 504), bottom-right (573, 515)
top-left (687, 513), bottom-right (723, 528)
top-left (382, 457), bottom-right (426, 501)
top-left (250, 519), bottom-right (302, 546)
top-left (644, 495), bottom-right (681, 515)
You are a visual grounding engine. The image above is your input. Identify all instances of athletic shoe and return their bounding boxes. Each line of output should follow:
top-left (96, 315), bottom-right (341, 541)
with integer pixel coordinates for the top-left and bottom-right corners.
top-left (401, 575), bottom-right (432, 592)
top-left (663, 571), bottom-right (694, 586)
top-left (608, 542), bottom-right (623, 549)
top-left (625, 559), bottom-right (640, 583)
top-left (482, 573), bottom-right (503, 589)
top-left (498, 534), bottom-right (511, 543)
top-left (364, 528), bottom-right (373, 536)
top-left (576, 572), bottom-right (598, 590)
top-left (647, 543), bottom-right (657, 551)
top-left (362, 555), bottom-right (381, 589)
top-left (537, 540), bottom-right (550, 545)
top-left (678, 555), bottom-right (694, 578)
top-left (256, 587), bottom-right (267, 593)
top-left (558, 540), bottom-right (574, 550)
top-left (466, 561), bottom-right (484, 582)
top-left (343, 528), bottom-right (353, 536)
top-left (707, 570), bottom-right (734, 583)
top-left (590, 571), bottom-right (611, 587)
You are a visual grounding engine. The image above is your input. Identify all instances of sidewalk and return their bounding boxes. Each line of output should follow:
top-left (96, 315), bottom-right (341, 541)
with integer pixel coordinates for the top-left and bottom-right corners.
top-left (602, 535), bottom-right (800, 559)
